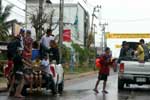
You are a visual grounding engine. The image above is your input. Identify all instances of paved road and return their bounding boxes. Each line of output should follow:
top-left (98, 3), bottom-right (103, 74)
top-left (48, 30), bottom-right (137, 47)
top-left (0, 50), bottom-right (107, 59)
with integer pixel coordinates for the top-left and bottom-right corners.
top-left (1, 72), bottom-right (150, 100)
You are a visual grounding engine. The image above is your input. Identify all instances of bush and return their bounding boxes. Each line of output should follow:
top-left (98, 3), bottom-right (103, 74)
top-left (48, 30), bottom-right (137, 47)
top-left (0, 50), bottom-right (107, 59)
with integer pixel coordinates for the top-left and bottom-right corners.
top-left (61, 45), bottom-right (71, 63)
top-left (71, 42), bottom-right (95, 65)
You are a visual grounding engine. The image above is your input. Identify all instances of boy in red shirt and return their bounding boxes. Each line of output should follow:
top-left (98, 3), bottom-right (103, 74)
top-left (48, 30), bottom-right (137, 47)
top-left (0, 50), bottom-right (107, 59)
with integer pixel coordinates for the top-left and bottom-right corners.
top-left (93, 47), bottom-right (112, 94)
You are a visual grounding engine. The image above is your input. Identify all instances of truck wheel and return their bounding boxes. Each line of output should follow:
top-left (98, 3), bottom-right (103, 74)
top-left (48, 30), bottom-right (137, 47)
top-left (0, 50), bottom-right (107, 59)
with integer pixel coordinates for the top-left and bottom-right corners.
top-left (50, 79), bottom-right (57, 95)
top-left (58, 81), bottom-right (64, 94)
top-left (118, 79), bottom-right (124, 90)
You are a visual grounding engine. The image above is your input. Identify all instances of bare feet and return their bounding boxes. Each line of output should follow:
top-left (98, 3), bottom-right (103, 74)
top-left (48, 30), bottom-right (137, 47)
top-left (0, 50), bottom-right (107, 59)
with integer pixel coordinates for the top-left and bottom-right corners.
top-left (93, 89), bottom-right (99, 93)
top-left (102, 90), bottom-right (108, 94)
top-left (14, 94), bottom-right (25, 98)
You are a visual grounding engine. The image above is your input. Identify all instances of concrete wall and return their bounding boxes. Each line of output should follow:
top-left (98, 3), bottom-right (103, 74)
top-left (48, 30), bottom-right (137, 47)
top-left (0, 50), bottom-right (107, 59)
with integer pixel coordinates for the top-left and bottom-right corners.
top-left (26, 1), bottom-right (89, 45)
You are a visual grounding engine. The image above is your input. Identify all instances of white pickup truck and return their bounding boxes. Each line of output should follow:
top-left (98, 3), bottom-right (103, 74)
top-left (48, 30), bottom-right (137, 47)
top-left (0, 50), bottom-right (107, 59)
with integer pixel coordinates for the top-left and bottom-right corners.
top-left (118, 42), bottom-right (150, 90)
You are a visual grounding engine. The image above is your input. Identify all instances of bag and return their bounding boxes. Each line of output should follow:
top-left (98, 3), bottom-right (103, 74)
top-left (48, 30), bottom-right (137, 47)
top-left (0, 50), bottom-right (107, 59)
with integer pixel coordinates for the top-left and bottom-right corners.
top-left (95, 58), bottom-right (102, 69)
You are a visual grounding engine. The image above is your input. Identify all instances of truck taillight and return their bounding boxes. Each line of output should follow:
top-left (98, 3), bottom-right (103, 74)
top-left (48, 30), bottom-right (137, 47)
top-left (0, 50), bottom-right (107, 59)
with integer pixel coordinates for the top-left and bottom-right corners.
top-left (50, 66), bottom-right (55, 77)
top-left (120, 63), bottom-right (124, 73)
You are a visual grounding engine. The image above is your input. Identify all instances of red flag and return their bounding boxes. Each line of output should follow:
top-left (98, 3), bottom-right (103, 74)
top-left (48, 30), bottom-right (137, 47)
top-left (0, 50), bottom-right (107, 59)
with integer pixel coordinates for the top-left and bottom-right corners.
top-left (63, 29), bottom-right (71, 42)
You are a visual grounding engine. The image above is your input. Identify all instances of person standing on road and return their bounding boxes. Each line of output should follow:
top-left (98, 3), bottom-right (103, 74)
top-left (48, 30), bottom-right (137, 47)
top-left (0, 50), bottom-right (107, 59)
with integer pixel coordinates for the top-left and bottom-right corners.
top-left (12, 47), bottom-right (33, 98)
top-left (93, 47), bottom-right (112, 94)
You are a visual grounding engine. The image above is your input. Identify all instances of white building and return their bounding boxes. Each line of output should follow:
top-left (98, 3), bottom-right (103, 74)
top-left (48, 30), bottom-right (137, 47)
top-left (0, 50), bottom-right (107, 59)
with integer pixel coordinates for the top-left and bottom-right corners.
top-left (26, 0), bottom-right (90, 46)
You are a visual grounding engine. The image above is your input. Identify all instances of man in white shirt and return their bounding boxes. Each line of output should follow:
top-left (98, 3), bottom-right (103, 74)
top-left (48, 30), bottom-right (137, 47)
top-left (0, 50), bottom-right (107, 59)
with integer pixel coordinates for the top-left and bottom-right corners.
top-left (40, 29), bottom-right (55, 58)
top-left (40, 29), bottom-right (55, 49)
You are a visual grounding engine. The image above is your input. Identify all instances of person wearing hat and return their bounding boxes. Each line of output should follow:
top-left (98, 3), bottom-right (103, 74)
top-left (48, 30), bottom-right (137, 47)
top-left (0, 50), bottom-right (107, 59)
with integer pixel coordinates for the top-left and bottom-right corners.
top-left (93, 47), bottom-right (112, 94)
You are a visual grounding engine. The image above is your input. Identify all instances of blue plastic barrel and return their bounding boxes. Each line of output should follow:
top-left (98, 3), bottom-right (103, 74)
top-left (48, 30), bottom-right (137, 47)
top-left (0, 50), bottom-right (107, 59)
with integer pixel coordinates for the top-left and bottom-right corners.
top-left (31, 49), bottom-right (40, 61)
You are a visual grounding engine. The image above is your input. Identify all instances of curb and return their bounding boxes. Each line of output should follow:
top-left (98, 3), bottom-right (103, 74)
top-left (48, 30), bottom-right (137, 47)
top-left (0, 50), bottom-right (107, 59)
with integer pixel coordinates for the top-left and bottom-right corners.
top-left (64, 71), bottom-right (98, 81)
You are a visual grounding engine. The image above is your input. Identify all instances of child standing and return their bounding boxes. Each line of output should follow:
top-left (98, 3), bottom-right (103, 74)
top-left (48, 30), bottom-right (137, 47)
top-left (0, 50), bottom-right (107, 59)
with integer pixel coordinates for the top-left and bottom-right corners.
top-left (93, 47), bottom-right (112, 94)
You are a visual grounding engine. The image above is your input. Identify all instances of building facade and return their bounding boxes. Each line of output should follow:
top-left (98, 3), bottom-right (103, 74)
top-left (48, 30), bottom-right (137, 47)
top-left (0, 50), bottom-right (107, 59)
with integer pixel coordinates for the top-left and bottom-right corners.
top-left (26, 0), bottom-right (89, 46)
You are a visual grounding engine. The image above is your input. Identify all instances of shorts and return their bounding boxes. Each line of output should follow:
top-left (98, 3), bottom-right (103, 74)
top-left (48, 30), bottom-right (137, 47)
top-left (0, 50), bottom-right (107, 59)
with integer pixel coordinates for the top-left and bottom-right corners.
top-left (98, 74), bottom-right (108, 81)
top-left (15, 71), bottom-right (24, 81)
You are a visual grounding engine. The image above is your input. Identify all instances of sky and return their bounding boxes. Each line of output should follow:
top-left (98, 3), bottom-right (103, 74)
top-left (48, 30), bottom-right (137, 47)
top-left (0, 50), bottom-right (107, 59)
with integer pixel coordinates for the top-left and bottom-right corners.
top-left (3, 0), bottom-right (150, 33)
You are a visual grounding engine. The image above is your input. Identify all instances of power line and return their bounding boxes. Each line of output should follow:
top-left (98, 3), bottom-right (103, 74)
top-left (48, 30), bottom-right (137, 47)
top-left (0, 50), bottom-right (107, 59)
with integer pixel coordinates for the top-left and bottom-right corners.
top-left (5, 0), bottom-right (25, 11)
top-left (17, 0), bottom-right (25, 5)
top-left (5, 0), bottom-right (33, 15)
top-left (16, 0), bottom-right (37, 13)
top-left (11, 10), bottom-right (25, 18)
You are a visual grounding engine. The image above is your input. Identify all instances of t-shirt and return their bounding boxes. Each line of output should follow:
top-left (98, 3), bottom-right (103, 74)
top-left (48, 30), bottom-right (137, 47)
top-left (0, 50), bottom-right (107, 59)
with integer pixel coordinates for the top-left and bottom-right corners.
top-left (24, 36), bottom-right (33, 53)
top-left (40, 35), bottom-right (55, 48)
top-left (48, 47), bottom-right (59, 64)
top-left (137, 45), bottom-right (144, 61)
top-left (7, 39), bottom-right (21, 57)
top-left (41, 59), bottom-right (50, 74)
top-left (23, 36), bottom-right (33, 59)
top-left (99, 53), bottom-right (112, 75)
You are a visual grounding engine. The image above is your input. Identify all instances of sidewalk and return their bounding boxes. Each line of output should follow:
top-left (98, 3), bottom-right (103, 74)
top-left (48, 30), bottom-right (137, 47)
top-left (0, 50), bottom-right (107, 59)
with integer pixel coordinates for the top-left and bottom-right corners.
top-left (0, 78), bottom-right (7, 92)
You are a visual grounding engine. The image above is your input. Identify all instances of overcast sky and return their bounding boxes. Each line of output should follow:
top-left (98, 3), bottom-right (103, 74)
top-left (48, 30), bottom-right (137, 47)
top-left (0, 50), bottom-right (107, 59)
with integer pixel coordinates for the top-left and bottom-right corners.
top-left (3, 0), bottom-right (150, 33)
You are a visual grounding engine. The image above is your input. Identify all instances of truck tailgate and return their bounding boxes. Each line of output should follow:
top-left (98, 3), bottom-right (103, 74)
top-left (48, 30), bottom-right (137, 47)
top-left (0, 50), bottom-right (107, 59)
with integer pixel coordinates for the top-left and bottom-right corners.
top-left (122, 61), bottom-right (150, 75)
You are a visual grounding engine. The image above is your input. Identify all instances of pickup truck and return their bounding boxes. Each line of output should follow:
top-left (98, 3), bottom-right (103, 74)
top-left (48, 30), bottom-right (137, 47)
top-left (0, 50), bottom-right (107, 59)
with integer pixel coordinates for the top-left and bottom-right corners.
top-left (118, 42), bottom-right (150, 90)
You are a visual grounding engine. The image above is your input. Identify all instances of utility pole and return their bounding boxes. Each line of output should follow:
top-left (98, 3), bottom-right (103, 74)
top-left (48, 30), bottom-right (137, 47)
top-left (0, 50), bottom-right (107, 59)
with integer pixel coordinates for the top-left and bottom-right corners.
top-left (87, 5), bottom-right (101, 48)
top-left (39, 0), bottom-right (44, 39)
top-left (25, 0), bottom-right (27, 30)
top-left (100, 23), bottom-right (108, 52)
top-left (59, 0), bottom-right (64, 63)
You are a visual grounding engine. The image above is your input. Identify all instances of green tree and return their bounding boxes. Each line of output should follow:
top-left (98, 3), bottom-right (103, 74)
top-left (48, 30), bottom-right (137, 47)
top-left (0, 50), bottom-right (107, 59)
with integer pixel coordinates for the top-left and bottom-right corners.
top-left (30, 10), bottom-right (48, 40)
top-left (0, 5), bottom-right (13, 41)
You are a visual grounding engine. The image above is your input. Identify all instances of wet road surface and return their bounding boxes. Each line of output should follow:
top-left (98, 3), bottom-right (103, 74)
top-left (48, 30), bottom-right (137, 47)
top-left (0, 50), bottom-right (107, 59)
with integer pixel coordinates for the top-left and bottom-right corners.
top-left (1, 72), bottom-right (150, 100)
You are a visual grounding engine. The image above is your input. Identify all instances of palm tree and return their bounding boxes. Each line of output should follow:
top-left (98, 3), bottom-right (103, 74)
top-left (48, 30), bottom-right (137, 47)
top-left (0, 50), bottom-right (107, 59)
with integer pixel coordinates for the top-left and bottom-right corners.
top-left (0, 5), bottom-right (13, 41)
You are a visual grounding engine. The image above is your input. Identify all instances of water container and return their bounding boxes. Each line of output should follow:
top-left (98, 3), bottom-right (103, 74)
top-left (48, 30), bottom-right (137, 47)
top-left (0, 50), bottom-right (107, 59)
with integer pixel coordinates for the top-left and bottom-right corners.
top-left (31, 49), bottom-right (40, 61)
